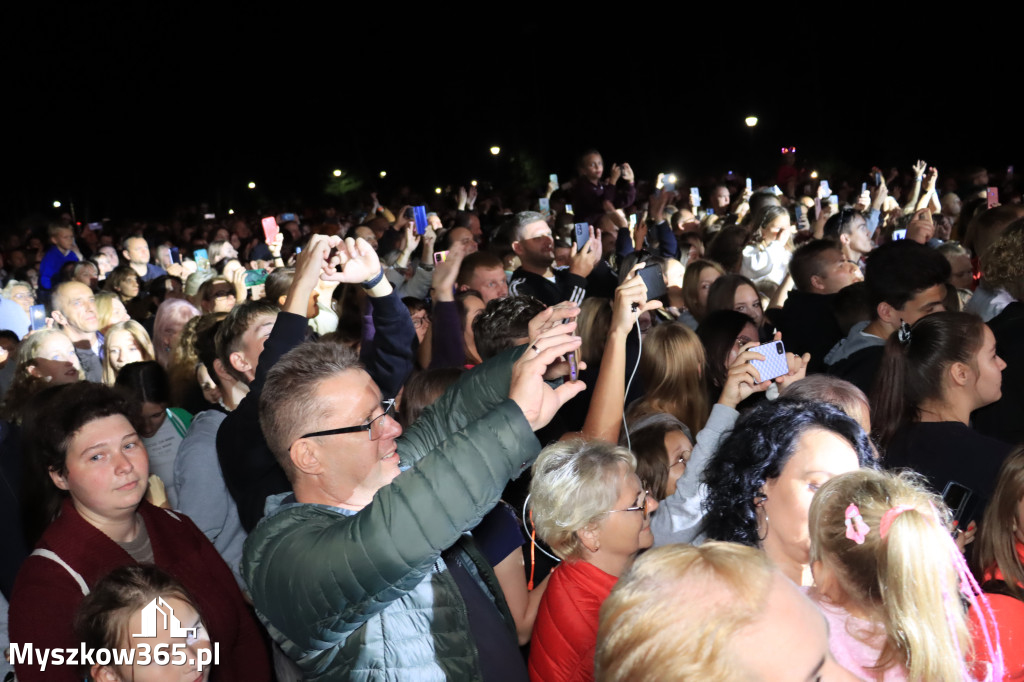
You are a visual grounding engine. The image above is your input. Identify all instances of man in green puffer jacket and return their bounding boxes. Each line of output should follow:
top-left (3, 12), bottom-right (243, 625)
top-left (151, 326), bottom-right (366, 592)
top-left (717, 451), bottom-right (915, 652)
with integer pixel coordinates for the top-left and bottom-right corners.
top-left (242, 313), bottom-right (584, 681)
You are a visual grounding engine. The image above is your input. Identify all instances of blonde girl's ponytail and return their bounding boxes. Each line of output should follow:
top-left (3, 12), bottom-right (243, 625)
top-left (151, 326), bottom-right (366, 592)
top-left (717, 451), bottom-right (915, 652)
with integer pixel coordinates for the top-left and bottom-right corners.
top-left (810, 470), bottom-right (1002, 682)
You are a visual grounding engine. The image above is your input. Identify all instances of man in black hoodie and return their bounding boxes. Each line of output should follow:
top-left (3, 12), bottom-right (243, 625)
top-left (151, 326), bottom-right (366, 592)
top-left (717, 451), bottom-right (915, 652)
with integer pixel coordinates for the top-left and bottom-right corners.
top-left (768, 240), bottom-right (861, 374)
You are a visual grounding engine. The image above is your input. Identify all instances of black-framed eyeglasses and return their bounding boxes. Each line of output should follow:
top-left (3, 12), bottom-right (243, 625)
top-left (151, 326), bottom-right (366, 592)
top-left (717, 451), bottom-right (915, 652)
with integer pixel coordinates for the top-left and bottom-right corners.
top-left (298, 399), bottom-right (396, 442)
top-left (607, 489), bottom-right (652, 521)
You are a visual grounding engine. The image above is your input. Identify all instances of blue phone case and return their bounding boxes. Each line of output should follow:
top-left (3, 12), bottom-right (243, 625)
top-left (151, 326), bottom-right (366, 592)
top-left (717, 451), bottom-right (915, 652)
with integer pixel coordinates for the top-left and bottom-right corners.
top-left (574, 223), bottom-right (590, 249)
top-left (749, 341), bottom-right (789, 382)
top-left (413, 206), bottom-right (428, 235)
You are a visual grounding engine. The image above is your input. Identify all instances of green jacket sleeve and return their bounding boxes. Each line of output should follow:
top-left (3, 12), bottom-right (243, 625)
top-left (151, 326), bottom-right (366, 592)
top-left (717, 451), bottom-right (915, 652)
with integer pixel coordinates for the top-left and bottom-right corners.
top-left (397, 344), bottom-right (527, 467)
top-left (243, 397), bottom-right (539, 648)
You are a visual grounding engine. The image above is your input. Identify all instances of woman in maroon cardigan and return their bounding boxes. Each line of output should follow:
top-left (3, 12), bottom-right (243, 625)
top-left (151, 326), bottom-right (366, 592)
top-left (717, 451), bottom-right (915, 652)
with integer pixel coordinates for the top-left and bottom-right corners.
top-left (527, 440), bottom-right (658, 682)
top-left (9, 382), bottom-right (270, 682)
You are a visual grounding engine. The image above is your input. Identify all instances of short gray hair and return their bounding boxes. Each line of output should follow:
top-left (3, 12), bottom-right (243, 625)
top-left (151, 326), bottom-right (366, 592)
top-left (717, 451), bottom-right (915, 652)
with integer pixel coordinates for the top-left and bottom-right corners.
top-left (2, 280), bottom-right (31, 300)
top-left (259, 340), bottom-right (362, 481)
top-left (511, 211), bottom-right (547, 243)
top-left (529, 439), bottom-right (637, 560)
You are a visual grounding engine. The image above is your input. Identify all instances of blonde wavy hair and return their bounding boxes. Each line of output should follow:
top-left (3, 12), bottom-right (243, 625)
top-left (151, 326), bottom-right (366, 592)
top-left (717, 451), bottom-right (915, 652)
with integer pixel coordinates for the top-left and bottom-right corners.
top-left (982, 220), bottom-right (1024, 300)
top-left (809, 469), bottom-right (971, 682)
top-left (596, 542), bottom-right (775, 682)
top-left (101, 321), bottom-right (156, 385)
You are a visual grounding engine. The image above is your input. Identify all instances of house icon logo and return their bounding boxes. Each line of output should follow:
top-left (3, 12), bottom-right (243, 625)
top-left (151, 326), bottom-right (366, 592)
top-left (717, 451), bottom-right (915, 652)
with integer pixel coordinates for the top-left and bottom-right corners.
top-left (131, 596), bottom-right (199, 639)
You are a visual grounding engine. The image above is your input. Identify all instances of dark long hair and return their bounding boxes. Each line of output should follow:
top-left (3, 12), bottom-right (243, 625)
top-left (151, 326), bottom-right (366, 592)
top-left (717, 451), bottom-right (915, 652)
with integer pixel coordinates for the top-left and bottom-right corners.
top-left (697, 309), bottom-right (756, 392)
top-left (870, 312), bottom-right (986, 449)
top-left (701, 399), bottom-right (875, 547)
top-left (21, 383), bottom-right (141, 547)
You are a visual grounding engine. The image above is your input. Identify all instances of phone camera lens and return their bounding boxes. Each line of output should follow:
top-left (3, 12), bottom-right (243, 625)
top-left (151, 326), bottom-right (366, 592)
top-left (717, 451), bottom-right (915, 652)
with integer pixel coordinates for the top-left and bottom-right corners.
top-left (776, 343), bottom-right (783, 354)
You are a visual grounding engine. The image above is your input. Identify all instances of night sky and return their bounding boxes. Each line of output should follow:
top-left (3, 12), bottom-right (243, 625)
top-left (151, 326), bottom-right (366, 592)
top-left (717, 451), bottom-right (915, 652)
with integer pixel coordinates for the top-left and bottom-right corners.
top-left (5, 6), bottom-right (1020, 226)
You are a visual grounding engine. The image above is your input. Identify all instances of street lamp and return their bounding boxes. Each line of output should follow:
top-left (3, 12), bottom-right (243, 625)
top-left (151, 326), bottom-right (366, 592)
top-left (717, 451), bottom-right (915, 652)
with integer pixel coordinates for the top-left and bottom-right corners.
top-left (745, 116), bottom-right (758, 128)
top-left (489, 146), bottom-right (500, 156)
top-left (434, 187), bottom-right (442, 195)
top-left (247, 181), bottom-right (256, 189)
top-left (470, 180), bottom-right (478, 187)
top-left (53, 200), bottom-right (61, 208)
top-left (332, 169), bottom-right (342, 177)
top-left (379, 171), bottom-right (387, 178)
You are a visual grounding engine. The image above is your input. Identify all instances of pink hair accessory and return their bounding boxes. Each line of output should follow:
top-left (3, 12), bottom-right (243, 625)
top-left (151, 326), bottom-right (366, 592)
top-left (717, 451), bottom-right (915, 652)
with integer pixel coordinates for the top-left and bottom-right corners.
top-left (844, 503), bottom-right (870, 544)
top-left (878, 504), bottom-right (915, 538)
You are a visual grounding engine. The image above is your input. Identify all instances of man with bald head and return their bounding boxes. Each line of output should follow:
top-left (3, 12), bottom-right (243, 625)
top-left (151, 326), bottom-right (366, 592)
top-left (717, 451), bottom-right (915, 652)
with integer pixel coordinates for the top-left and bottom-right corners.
top-left (51, 281), bottom-right (103, 382)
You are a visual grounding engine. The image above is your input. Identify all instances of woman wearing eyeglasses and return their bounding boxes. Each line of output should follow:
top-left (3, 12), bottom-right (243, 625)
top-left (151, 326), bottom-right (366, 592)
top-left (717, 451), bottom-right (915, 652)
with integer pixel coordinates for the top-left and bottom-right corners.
top-left (527, 440), bottom-right (658, 682)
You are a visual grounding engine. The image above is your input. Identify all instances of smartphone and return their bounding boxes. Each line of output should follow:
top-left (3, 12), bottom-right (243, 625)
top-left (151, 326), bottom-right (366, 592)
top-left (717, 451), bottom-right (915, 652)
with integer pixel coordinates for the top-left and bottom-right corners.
top-left (549, 173), bottom-right (559, 187)
top-left (565, 203), bottom-right (574, 215)
top-left (194, 248), bottom-right (210, 271)
top-left (203, 213), bottom-right (216, 220)
top-left (745, 177), bottom-right (753, 191)
top-left (820, 180), bottom-right (831, 195)
top-left (169, 247), bottom-right (180, 264)
top-left (748, 340), bottom-right (789, 382)
top-left (567, 351), bottom-right (579, 382)
top-left (661, 174), bottom-right (676, 193)
top-left (771, 185), bottom-right (783, 196)
top-left (434, 250), bottom-right (449, 264)
top-left (87, 222), bottom-right (103, 231)
top-left (874, 170), bottom-right (883, 185)
top-left (244, 269), bottom-right (268, 287)
top-left (828, 196), bottom-right (839, 207)
top-left (637, 263), bottom-right (667, 300)
top-left (942, 481), bottom-right (972, 528)
top-left (707, 208), bottom-right (715, 215)
top-left (892, 229), bottom-right (907, 241)
top-left (861, 182), bottom-right (867, 193)
top-left (261, 216), bottom-right (280, 244)
top-left (794, 204), bottom-right (804, 226)
top-left (629, 214), bottom-right (637, 229)
top-left (539, 197), bottom-right (551, 216)
top-left (294, 246), bottom-right (302, 254)
top-left (689, 187), bottom-right (700, 206)
top-left (280, 213), bottom-right (297, 223)
top-left (574, 222), bottom-right (590, 250)
top-left (413, 205), bottom-right (429, 235)
top-left (987, 187), bottom-right (999, 209)
top-left (29, 304), bottom-right (47, 331)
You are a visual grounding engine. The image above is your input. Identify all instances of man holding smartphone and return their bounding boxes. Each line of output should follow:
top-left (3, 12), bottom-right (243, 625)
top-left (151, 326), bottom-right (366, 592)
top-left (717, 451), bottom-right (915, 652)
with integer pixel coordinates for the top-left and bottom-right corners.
top-left (243, 305), bottom-right (584, 680)
top-left (507, 211), bottom-right (600, 307)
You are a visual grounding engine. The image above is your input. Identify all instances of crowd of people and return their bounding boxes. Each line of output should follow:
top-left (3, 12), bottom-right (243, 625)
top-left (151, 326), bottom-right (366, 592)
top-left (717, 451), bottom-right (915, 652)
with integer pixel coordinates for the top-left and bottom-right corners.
top-left (1, 148), bottom-right (1023, 680)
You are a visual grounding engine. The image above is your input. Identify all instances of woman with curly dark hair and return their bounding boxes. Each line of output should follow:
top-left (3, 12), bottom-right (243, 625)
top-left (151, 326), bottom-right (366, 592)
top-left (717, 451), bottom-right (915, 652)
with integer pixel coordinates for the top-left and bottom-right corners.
top-left (701, 399), bottom-right (875, 586)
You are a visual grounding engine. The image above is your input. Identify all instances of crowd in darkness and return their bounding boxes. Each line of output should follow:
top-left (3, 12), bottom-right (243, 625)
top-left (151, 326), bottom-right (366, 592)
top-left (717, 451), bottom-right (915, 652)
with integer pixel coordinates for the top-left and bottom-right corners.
top-left (1, 148), bottom-right (1023, 681)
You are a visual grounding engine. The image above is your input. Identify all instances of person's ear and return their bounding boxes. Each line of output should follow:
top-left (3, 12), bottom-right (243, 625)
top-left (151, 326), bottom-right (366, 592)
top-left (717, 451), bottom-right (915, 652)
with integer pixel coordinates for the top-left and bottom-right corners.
top-left (876, 301), bottom-right (898, 326)
top-left (839, 233), bottom-right (851, 247)
top-left (948, 361), bottom-right (972, 388)
top-left (91, 664), bottom-right (121, 682)
top-left (50, 310), bottom-right (68, 327)
top-left (277, 295), bottom-right (287, 308)
top-left (290, 439), bottom-right (323, 476)
top-left (576, 523), bottom-right (600, 554)
top-left (511, 240), bottom-right (524, 257)
top-left (228, 351), bottom-right (252, 378)
top-left (809, 274), bottom-right (827, 293)
top-left (49, 467), bottom-right (69, 491)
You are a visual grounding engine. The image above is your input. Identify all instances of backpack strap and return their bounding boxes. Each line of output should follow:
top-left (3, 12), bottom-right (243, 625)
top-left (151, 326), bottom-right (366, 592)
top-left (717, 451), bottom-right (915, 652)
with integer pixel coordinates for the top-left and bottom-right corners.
top-left (29, 548), bottom-right (89, 596)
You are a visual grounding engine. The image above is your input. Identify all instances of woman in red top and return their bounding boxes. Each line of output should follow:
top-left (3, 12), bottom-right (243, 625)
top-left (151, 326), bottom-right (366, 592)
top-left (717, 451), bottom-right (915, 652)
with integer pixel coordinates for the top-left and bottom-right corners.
top-left (973, 445), bottom-right (1024, 680)
top-left (527, 440), bottom-right (658, 682)
top-left (9, 382), bottom-right (270, 682)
